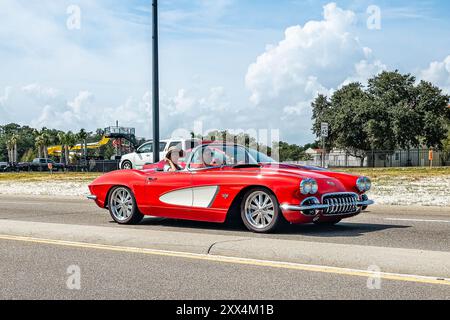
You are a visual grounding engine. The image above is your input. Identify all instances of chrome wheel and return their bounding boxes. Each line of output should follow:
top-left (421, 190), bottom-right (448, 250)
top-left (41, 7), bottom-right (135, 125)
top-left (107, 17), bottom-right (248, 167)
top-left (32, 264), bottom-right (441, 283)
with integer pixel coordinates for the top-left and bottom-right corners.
top-left (244, 191), bottom-right (275, 230)
top-left (110, 187), bottom-right (134, 222)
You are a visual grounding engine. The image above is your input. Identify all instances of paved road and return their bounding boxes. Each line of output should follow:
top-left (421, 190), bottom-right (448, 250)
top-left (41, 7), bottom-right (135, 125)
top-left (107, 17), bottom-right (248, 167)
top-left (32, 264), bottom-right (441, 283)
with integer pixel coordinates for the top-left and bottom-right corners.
top-left (1, 239), bottom-right (449, 300)
top-left (0, 195), bottom-right (449, 299)
top-left (0, 195), bottom-right (449, 251)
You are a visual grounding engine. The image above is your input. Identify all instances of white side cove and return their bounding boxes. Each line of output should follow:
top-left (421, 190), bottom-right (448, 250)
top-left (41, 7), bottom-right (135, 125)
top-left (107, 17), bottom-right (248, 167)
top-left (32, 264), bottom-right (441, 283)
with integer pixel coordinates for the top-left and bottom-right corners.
top-left (159, 186), bottom-right (219, 208)
top-left (159, 188), bottom-right (193, 207)
top-left (193, 186), bottom-right (219, 208)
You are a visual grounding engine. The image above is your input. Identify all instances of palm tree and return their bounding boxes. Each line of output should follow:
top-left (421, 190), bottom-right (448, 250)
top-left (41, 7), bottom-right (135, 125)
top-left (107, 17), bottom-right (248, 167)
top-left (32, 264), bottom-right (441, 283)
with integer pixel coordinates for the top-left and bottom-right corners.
top-left (77, 129), bottom-right (88, 162)
top-left (65, 131), bottom-right (77, 165)
top-left (57, 131), bottom-right (66, 165)
top-left (35, 135), bottom-right (44, 159)
top-left (6, 138), bottom-right (14, 164)
top-left (41, 129), bottom-right (51, 159)
top-left (10, 133), bottom-right (19, 164)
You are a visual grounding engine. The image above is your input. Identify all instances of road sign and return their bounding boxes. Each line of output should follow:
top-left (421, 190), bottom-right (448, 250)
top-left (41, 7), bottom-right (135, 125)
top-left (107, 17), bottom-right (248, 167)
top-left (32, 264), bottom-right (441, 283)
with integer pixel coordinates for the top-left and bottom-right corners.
top-left (321, 123), bottom-right (329, 138)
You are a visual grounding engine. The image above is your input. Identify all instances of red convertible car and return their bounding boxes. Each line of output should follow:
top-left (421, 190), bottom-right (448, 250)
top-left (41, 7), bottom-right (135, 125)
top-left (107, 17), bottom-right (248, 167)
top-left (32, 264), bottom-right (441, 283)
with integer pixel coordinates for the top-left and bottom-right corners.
top-left (88, 143), bottom-right (373, 233)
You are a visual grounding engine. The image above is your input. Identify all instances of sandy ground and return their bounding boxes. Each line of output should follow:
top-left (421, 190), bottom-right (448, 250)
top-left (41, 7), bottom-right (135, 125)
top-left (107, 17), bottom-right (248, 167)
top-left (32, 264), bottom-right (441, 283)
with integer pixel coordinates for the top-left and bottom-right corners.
top-left (369, 176), bottom-right (450, 207)
top-left (0, 175), bottom-right (449, 207)
top-left (0, 181), bottom-right (88, 198)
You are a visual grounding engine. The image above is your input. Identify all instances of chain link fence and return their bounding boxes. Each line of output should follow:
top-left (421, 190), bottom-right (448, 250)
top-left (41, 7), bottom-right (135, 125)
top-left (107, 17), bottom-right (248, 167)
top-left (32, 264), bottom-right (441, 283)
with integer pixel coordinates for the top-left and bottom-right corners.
top-left (68, 160), bottom-right (120, 173)
top-left (291, 149), bottom-right (450, 168)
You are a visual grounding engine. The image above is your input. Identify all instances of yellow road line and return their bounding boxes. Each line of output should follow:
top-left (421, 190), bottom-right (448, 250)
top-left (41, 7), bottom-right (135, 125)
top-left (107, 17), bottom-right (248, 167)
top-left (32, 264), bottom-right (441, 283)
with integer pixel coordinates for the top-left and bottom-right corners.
top-left (1, 234), bottom-right (449, 286)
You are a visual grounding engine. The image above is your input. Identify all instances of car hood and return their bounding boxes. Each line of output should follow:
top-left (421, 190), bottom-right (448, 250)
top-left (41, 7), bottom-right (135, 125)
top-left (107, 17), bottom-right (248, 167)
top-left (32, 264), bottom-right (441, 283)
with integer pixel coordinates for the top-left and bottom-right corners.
top-left (259, 163), bottom-right (360, 191)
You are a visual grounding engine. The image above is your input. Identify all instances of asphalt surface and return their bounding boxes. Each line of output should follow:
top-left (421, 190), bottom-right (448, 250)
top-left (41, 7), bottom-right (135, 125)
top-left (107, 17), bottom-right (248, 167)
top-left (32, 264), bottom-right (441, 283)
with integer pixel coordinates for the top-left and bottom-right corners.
top-left (1, 239), bottom-right (449, 300)
top-left (0, 195), bottom-right (449, 252)
top-left (0, 195), bottom-right (449, 300)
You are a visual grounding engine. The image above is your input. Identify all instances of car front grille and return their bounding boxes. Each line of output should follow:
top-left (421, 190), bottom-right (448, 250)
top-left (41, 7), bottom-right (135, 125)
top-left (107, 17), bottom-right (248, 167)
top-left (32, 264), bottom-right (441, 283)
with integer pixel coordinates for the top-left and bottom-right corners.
top-left (322, 193), bottom-right (359, 215)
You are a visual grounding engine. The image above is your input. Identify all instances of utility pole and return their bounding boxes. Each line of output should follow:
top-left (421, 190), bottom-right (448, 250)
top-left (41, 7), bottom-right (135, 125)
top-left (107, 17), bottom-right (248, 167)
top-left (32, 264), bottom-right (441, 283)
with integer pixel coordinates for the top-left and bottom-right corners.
top-left (152, 0), bottom-right (160, 163)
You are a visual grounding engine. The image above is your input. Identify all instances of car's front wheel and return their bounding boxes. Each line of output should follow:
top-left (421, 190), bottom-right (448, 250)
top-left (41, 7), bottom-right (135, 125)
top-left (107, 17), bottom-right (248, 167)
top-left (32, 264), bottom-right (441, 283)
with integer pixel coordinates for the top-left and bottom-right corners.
top-left (241, 188), bottom-right (281, 233)
top-left (108, 187), bottom-right (144, 225)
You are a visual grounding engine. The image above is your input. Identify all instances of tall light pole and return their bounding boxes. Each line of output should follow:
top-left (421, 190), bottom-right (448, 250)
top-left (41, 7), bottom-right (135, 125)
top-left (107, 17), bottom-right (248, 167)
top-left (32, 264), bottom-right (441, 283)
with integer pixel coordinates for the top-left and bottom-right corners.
top-left (152, 0), bottom-right (160, 163)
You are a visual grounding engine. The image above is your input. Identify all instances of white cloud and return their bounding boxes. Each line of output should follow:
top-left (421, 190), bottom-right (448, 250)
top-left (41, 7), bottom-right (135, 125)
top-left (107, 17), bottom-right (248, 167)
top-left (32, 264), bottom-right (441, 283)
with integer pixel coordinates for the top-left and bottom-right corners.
top-left (67, 91), bottom-right (94, 116)
top-left (420, 56), bottom-right (450, 94)
top-left (199, 87), bottom-right (229, 111)
top-left (167, 89), bottom-right (196, 116)
top-left (22, 84), bottom-right (59, 100)
top-left (244, 2), bottom-right (387, 141)
top-left (0, 86), bottom-right (13, 122)
top-left (0, 86), bottom-right (12, 106)
top-left (30, 91), bottom-right (94, 130)
top-left (246, 3), bottom-right (360, 106)
top-left (342, 59), bottom-right (387, 86)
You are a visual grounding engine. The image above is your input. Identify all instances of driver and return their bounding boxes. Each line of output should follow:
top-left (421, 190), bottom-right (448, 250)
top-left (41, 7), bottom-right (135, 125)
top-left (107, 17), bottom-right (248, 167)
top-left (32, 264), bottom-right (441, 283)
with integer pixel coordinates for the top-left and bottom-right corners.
top-left (164, 147), bottom-right (185, 172)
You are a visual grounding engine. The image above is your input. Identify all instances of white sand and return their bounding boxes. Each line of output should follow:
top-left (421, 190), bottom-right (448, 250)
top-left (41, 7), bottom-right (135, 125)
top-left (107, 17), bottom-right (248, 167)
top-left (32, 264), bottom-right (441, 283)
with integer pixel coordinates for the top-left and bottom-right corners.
top-left (369, 176), bottom-right (450, 207)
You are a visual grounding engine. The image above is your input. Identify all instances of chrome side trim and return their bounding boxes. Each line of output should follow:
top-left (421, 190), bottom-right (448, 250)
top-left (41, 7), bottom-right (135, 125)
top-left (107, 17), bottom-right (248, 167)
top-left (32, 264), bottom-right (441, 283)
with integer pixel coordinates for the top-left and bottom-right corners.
top-left (87, 195), bottom-right (97, 201)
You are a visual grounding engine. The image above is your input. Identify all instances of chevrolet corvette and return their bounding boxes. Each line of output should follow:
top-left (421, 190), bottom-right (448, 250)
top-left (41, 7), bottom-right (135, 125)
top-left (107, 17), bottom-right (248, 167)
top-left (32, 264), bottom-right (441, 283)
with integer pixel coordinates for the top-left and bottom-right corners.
top-left (87, 143), bottom-right (374, 233)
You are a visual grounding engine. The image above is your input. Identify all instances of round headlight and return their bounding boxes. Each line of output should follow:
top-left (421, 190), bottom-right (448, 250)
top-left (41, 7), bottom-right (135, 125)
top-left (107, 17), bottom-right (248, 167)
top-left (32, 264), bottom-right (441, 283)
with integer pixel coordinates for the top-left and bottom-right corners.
top-left (301, 178), bottom-right (318, 195)
top-left (311, 179), bottom-right (318, 194)
top-left (357, 176), bottom-right (371, 192)
top-left (364, 177), bottom-right (372, 191)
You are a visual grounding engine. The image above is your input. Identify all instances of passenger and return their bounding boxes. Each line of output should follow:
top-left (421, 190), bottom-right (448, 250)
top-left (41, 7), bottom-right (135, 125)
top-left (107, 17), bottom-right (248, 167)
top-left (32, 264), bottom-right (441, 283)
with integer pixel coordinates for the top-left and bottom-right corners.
top-left (164, 147), bottom-right (185, 172)
top-left (202, 147), bottom-right (214, 167)
top-left (202, 147), bottom-right (223, 167)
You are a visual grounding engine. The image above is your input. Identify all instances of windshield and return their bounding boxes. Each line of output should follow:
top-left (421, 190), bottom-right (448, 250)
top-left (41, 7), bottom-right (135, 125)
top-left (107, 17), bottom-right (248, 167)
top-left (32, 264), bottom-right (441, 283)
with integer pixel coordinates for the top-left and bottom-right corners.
top-left (247, 148), bottom-right (276, 163)
top-left (188, 145), bottom-right (258, 170)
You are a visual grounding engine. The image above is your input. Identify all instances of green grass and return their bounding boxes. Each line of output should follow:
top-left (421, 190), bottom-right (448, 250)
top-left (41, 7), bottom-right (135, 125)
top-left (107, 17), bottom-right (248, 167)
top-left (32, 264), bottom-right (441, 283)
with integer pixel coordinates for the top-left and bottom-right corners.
top-left (0, 172), bottom-right (102, 182)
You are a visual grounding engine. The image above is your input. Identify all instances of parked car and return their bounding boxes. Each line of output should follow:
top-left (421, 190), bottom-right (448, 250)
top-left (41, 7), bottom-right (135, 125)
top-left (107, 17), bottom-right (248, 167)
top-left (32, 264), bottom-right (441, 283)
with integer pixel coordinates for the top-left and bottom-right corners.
top-left (19, 158), bottom-right (65, 172)
top-left (0, 162), bottom-right (8, 172)
top-left (119, 138), bottom-right (200, 170)
top-left (88, 143), bottom-right (374, 233)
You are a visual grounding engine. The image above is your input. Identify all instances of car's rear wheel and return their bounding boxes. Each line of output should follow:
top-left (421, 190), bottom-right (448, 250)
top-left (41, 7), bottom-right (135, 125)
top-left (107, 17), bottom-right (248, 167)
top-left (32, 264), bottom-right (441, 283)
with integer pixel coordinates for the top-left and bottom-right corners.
top-left (108, 187), bottom-right (143, 225)
top-left (241, 188), bottom-right (280, 233)
top-left (121, 161), bottom-right (133, 170)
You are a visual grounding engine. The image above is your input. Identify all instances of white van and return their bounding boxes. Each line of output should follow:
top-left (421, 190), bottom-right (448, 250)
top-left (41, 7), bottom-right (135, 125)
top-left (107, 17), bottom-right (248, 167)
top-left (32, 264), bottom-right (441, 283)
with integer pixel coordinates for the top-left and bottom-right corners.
top-left (119, 138), bottom-right (200, 170)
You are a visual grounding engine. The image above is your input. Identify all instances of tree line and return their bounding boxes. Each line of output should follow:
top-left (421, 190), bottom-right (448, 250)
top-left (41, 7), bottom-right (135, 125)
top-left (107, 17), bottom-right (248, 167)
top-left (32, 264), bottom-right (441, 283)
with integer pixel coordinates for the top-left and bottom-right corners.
top-left (0, 124), bottom-right (115, 164)
top-left (312, 70), bottom-right (450, 166)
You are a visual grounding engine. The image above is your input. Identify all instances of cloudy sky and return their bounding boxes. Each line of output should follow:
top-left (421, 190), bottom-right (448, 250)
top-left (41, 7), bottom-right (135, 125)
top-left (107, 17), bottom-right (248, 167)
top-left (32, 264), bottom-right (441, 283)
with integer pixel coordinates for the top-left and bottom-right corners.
top-left (0, 0), bottom-right (449, 144)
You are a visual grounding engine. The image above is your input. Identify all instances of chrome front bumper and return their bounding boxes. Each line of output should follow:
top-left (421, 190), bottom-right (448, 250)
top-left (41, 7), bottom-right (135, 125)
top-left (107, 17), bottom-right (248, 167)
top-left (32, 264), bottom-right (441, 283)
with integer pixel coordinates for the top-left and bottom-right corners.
top-left (281, 193), bottom-right (374, 216)
top-left (281, 199), bottom-right (374, 212)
